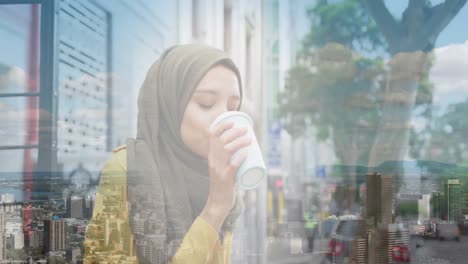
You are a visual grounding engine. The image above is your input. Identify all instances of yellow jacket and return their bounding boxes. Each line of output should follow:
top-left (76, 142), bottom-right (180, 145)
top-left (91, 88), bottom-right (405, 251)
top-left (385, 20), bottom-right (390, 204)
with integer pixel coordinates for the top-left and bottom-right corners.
top-left (84, 145), bottom-right (233, 264)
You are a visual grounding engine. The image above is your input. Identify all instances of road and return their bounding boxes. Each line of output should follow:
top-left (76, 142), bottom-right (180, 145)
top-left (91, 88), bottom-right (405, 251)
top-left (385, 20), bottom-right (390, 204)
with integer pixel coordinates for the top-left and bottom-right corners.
top-left (264, 236), bottom-right (468, 264)
top-left (410, 236), bottom-right (468, 264)
top-left (266, 238), bottom-right (329, 264)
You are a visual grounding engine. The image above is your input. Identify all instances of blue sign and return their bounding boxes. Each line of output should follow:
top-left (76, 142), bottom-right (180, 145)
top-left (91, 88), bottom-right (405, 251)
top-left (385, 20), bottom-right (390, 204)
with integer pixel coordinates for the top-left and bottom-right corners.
top-left (269, 121), bottom-right (282, 136)
top-left (267, 121), bottom-right (282, 169)
top-left (316, 165), bottom-right (326, 179)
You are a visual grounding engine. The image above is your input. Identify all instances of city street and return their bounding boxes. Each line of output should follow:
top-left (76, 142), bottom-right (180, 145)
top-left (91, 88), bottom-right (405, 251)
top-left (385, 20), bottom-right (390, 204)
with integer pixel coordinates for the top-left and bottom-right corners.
top-left (266, 238), bottom-right (329, 264)
top-left (265, 236), bottom-right (468, 264)
top-left (410, 236), bottom-right (468, 264)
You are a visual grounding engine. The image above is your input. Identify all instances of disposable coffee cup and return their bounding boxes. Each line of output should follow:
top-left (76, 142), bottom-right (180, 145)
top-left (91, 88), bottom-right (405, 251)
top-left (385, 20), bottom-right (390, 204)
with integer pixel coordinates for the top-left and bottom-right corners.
top-left (210, 111), bottom-right (266, 190)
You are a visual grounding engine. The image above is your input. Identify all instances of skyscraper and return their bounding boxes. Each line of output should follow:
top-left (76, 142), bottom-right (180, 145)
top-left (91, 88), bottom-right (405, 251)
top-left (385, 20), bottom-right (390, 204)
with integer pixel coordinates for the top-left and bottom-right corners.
top-left (22, 205), bottom-right (33, 247)
top-left (375, 223), bottom-right (410, 264)
top-left (445, 179), bottom-right (462, 222)
top-left (366, 173), bottom-right (405, 264)
top-left (0, 212), bottom-right (5, 260)
top-left (366, 173), bottom-right (394, 227)
top-left (431, 191), bottom-right (443, 219)
top-left (67, 196), bottom-right (84, 219)
top-left (43, 218), bottom-right (66, 253)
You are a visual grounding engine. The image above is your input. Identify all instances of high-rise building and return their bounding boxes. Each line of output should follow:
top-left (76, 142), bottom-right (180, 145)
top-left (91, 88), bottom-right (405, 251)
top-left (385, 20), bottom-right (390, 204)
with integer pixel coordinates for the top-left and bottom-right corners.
top-left (418, 194), bottom-right (431, 220)
top-left (43, 218), bottom-right (66, 253)
top-left (66, 247), bottom-right (81, 263)
top-left (366, 174), bottom-right (410, 264)
top-left (22, 204), bottom-right (33, 246)
top-left (374, 223), bottom-right (410, 264)
top-left (67, 196), bottom-right (84, 219)
top-left (350, 237), bottom-right (367, 264)
top-left (0, 212), bottom-right (5, 260)
top-left (9, 231), bottom-right (24, 250)
top-left (84, 194), bottom-right (95, 219)
top-left (366, 173), bottom-right (394, 227)
top-left (349, 219), bottom-right (368, 264)
top-left (30, 229), bottom-right (44, 249)
top-left (445, 179), bottom-right (462, 222)
top-left (430, 191), bottom-right (443, 219)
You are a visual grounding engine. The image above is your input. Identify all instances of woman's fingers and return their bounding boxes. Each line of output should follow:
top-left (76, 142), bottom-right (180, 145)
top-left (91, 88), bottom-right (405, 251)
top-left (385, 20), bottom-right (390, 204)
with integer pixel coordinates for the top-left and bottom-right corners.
top-left (220, 126), bottom-right (248, 144)
top-left (224, 149), bottom-right (249, 181)
top-left (210, 121), bottom-right (234, 138)
top-left (206, 123), bottom-right (249, 215)
top-left (209, 124), bottom-right (251, 167)
top-left (224, 135), bottom-right (252, 154)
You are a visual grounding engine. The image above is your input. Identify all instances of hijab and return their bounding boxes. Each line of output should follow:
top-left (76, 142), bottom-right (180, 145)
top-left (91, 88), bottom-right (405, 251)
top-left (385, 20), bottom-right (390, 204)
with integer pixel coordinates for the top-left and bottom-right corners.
top-left (126, 44), bottom-right (244, 263)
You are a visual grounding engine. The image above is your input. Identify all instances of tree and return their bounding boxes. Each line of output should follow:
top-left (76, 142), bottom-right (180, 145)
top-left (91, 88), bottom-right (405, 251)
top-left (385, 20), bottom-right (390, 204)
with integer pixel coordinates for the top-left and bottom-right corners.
top-left (280, 44), bottom-right (384, 168)
top-left (361, 0), bottom-right (467, 166)
top-left (281, 1), bottom-right (387, 168)
top-left (280, 0), bottom-right (386, 211)
top-left (425, 100), bottom-right (468, 164)
top-left (281, 0), bottom-right (466, 168)
top-left (279, 0), bottom-right (466, 212)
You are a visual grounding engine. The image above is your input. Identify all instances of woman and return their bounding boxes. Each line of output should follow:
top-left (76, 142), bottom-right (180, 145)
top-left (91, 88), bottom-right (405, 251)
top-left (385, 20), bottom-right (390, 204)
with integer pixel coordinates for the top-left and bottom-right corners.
top-left (84, 44), bottom-right (252, 264)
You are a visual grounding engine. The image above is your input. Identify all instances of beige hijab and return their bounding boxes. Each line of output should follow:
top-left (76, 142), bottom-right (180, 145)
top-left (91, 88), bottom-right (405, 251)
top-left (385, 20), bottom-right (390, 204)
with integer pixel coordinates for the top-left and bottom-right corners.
top-left (126, 44), bottom-right (243, 263)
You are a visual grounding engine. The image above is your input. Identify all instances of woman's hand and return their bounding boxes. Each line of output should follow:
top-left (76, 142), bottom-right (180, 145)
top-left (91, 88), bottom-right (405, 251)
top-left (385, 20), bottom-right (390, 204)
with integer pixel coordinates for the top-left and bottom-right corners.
top-left (200, 121), bottom-right (251, 232)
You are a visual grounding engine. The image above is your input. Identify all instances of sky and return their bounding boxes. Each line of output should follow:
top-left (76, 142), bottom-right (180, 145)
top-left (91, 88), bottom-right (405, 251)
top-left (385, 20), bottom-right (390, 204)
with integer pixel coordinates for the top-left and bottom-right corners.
top-left (294, 0), bottom-right (468, 114)
top-left (295, 0), bottom-right (468, 47)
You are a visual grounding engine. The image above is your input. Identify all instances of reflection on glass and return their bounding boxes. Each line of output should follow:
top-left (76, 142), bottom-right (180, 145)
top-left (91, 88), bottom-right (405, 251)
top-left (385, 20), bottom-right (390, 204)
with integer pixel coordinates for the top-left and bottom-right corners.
top-left (0, 4), bottom-right (40, 94)
top-left (0, 3), bottom-right (41, 209)
top-left (0, 148), bottom-right (38, 200)
top-left (0, 97), bottom-right (39, 147)
top-left (0, 4), bottom-right (41, 262)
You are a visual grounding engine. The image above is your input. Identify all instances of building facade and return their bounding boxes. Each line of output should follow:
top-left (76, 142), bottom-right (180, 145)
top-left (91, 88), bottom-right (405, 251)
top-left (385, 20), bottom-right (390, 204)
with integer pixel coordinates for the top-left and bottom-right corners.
top-left (43, 219), bottom-right (66, 253)
top-left (445, 179), bottom-right (463, 222)
top-left (366, 174), bottom-right (394, 226)
top-left (0, 212), bottom-right (5, 260)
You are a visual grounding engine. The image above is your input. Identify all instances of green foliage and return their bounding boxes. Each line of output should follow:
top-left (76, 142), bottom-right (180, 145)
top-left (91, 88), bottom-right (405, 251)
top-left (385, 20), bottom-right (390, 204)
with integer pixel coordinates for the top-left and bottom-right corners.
top-left (398, 201), bottom-right (419, 217)
top-left (280, 0), bottom-right (437, 168)
top-left (280, 0), bottom-right (388, 167)
top-left (424, 100), bottom-right (468, 164)
top-left (304, 0), bottom-right (385, 51)
top-left (279, 42), bottom-right (385, 165)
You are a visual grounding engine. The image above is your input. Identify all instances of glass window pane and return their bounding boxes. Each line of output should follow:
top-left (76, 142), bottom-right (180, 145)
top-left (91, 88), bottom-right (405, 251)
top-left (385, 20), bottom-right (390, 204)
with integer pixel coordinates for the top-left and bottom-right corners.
top-left (0, 148), bottom-right (38, 202)
top-left (0, 4), bottom-right (40, 94)
top-left (0, 96), bottom-right (39, 147)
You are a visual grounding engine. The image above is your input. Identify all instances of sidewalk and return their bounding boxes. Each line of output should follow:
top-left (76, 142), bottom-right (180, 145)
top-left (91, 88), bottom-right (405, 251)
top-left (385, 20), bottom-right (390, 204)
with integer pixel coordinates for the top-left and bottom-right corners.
top-left (266, 238), bottom-right (329, 264)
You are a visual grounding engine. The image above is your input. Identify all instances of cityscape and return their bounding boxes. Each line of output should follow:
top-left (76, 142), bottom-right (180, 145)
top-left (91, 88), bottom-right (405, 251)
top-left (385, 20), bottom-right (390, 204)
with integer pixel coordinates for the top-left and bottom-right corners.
top-left (1, 162), bottom-right (467, 263)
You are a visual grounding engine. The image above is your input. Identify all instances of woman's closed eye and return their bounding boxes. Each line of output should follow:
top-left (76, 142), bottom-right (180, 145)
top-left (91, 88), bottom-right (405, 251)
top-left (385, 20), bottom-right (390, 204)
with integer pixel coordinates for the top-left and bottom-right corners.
top-left (198, 103), bottom-right (213, 110)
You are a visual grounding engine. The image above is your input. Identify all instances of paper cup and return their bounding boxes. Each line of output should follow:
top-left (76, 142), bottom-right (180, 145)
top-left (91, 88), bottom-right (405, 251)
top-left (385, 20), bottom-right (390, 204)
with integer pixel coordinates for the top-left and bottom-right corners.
top-left (210, 111), bottom-right (266, 190)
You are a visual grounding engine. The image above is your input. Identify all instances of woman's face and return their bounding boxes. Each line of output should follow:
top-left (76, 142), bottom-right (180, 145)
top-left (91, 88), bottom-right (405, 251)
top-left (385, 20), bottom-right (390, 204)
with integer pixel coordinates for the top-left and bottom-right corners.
top-left (180, 65), bottom-right (241, 158)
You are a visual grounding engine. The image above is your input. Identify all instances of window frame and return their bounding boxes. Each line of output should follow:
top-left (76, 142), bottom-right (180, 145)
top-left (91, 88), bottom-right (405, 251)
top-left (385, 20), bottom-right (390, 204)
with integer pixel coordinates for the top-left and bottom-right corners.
top-left (0, 0), bottom-right (57, 191)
